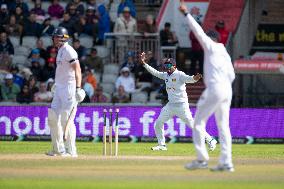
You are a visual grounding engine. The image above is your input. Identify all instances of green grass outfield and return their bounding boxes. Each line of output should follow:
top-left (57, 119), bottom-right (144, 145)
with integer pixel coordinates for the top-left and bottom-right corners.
top-left (0, 142), bottom-right (284, 189)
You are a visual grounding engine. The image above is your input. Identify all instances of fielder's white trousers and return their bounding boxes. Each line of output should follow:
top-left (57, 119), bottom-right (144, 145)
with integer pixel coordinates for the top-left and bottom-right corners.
top-left (193, 82), bottom-right (233, 167)
top-left (154, 102), bottom-right (213, 146)
top-left (49, 84), bottom-right (77, 156)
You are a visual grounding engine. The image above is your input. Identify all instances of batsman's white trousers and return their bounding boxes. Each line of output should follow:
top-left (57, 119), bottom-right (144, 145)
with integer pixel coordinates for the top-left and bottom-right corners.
top-left (193, 82), bottom-right (233, 167)
top-left (49, 84), bottom-right (77, 156)
top-left (154, 102), bottom-right (213, 146)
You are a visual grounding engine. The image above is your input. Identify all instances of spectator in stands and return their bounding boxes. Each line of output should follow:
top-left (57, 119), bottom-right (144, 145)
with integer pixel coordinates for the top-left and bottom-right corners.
top-left (40, 17), bottom-right (55, 37)
top-left (84, 6), bottom-right (99, 43)
top-left (85, 67), bottom-right (97, 90)
top-left (46, 78), bottom-right (54, 92)
top-left (33, 81), bottom-right (52, 102)
top-left (0, 4), bottom-right (9, 26)
top-left (23, 13), bottom-right (42, 37)
top-left (115, 66), bottom-right (135, 94)
top-left (30, 60), bottom-right (42, 81)
top-left (14, 6), bottom-right (25, 25)
top-left (1, 73), bottom-right (20, 102)
top-left (66, 3), bottom-right (80, 24)
top-left (34, 39), bottom-right (48, 60)
top-left (26, 48), bottom-right (45, 67)
top-left (160, 22), bottom-right (178, 46)
top-left (41, 57), bottom-right (56, 82)
top-left (114, 6), bottom-right (137, 33)
top-left (30, 0), bottom-right (45, 19)
top-left (10, 65), bottom-right (24, 88)
top-left (73, 15), bottom-right (89, 37)
top-left (48, 0), bottom-right (64, 19)
top-left (82, 74), bottom-right (94, 100)
top-left (118, 0), bottom-right (136, 18)
top-left (140, 14), bottom-right (157, 36)
top-left (86, 0), bottom-right (97, 11)
top-left (189, 21), bottom-right (203, 74)
top-left (97, 4), bottom-right (110, 45)
top-left (9, 0), bottom-right (29, 16)
top-left (112, 85), bottom-right (130, 103)
top-left (67, 0), bottom-right (85, 16)
top-left (5, 14), bottom-right (23, 36)
top-left (16, 84), bottom-right (33, 103)
top-left (27, 75), bottom-right (39, 97)
top-left (0, 31), bottom-right (14, 55)
top-left (59, 12), bottom-right (75, 37)
top-left (0, 32), bottom-right (13, 70)
top-left (83, 47), bottom-right (103, 73)
top-left (46, 47), bottom-right (57, 59)
top-left (215, 20), bottom-right (229, 45)
top-left (91, 85), bottom-right (109, 103)
top-left (114, 6), bottom-right (137, 63)
top-left (19, 67), bottom-right (32, 84)
top-left (72, 39), bottom-right (87, 62)
top-left (120, 51), bottom-right (137, 74)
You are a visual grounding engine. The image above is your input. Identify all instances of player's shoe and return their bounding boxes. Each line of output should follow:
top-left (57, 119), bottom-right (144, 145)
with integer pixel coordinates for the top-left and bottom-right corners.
top-left (184, 160), bottom-right (208, 170)
top-left (210, 164), bottom-right (235, 172)
top-left (208, 138), bottom-right (217, 151)
top-left (151, 145), bottom-right (167, 151)
top-left (45, 151), bottom-right (71, 157)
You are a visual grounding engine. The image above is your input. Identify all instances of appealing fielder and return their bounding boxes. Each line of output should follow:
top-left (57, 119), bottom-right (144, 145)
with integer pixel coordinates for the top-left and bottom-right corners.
top-left (179, 3), bottom-right (235, 172)
top-left (46, 27), bottom-right (85, 157)
top-left (140, 52), bottom-right (217, 151)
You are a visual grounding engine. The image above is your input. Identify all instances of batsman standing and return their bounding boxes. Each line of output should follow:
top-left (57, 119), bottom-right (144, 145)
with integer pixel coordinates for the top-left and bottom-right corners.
top-left (179, 2), bottom-right (235, 172)
top-left (140, 53), bottom-right (217, 151)
top-left (46, 27), bottom-right (85, 157)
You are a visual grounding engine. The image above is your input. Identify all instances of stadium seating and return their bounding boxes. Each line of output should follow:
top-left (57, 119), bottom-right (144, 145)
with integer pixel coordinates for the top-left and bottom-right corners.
top-left (22, 36), bottom-right (37, 49)
top-left (14, 46), bottom-right (30, 57)
top-left (131, 91), bottom-right (148, 103)
top-left (9, 36), bottom-right (20, 47)
top-left (40, 36), bottom-right (53, 48)
top-left (102, 73), bottom-right (118, 83)
top-left (103, 64), bottom-right (120, 74)
top-left (79, 36), bottom-right (93, 49)
top-left (101, 82), bottom-right (115, 94)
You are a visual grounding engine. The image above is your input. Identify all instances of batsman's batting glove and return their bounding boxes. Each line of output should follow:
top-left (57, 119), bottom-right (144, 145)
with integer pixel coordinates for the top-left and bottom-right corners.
top-left (76, 87), bottom-right (86, 102)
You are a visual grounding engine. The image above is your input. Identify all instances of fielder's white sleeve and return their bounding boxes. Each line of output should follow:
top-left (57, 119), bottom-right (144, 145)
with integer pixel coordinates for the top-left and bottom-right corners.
top-left (179, 72), bottom-right (196, 83)
top-left (185, 14), bottom-right (214, 51)
top-left (143, 64), bottom-right (165, 80)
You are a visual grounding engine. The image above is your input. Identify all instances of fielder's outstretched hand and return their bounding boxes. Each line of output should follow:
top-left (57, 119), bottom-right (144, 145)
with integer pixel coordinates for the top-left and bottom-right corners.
top-left (179, 0), bottom-right (188, 14)
top-left (193, 73), bottom-right (202, 81)
top-left (140, 52), bottom-right (147, 65)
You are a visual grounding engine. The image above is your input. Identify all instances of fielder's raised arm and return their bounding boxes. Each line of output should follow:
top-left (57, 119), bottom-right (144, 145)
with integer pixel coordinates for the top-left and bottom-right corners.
top-left (179, 2), bottom-right (213, 51)
top-left (140, 52), bottom-right (165, 80)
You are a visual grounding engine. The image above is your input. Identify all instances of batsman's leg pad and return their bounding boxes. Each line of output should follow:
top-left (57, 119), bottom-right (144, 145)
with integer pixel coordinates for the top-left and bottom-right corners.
top-left (48, 108), bottom-right (65, 154)
top-left (61, 110), bottom-right (77, 156)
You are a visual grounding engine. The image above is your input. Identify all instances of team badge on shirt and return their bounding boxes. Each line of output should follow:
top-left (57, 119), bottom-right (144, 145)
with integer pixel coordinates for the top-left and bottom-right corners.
top-left (172, 78), bottom-right (176, 82)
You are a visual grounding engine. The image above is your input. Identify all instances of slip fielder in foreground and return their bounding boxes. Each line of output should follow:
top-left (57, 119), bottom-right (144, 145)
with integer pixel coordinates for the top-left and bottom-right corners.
top-left (140, 52), bottom-right (217, 151)
top-left (46, 27), bottom-right (85, 157)
top-left (179, 2), bottom-right (235, 172)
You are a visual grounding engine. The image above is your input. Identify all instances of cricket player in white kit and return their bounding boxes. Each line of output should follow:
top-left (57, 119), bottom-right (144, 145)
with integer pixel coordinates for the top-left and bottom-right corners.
top-left (179, 3), bottom-right (235, 172)
top-left (140, 53), bottom-right (217, 151)
top-left (46, 27), bottom-right (85, 157)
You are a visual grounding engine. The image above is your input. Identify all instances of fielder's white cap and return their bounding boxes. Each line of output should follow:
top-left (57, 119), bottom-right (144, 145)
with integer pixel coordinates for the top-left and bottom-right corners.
top-left (5, 73), bottom-right (13, 80)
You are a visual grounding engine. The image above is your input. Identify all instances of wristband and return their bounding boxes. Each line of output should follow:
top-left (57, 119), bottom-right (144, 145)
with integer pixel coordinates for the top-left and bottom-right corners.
top-left (76, 86), bottom-right (81, 89)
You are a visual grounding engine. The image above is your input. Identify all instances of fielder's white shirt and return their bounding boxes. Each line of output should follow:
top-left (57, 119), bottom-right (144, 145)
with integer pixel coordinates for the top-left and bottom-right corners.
top-left (143, 64), bottom-right (196, 104)
top-left (55, 42), bottom-right (78, 87)
top-left (185, 14), bottom-right (235, 86)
